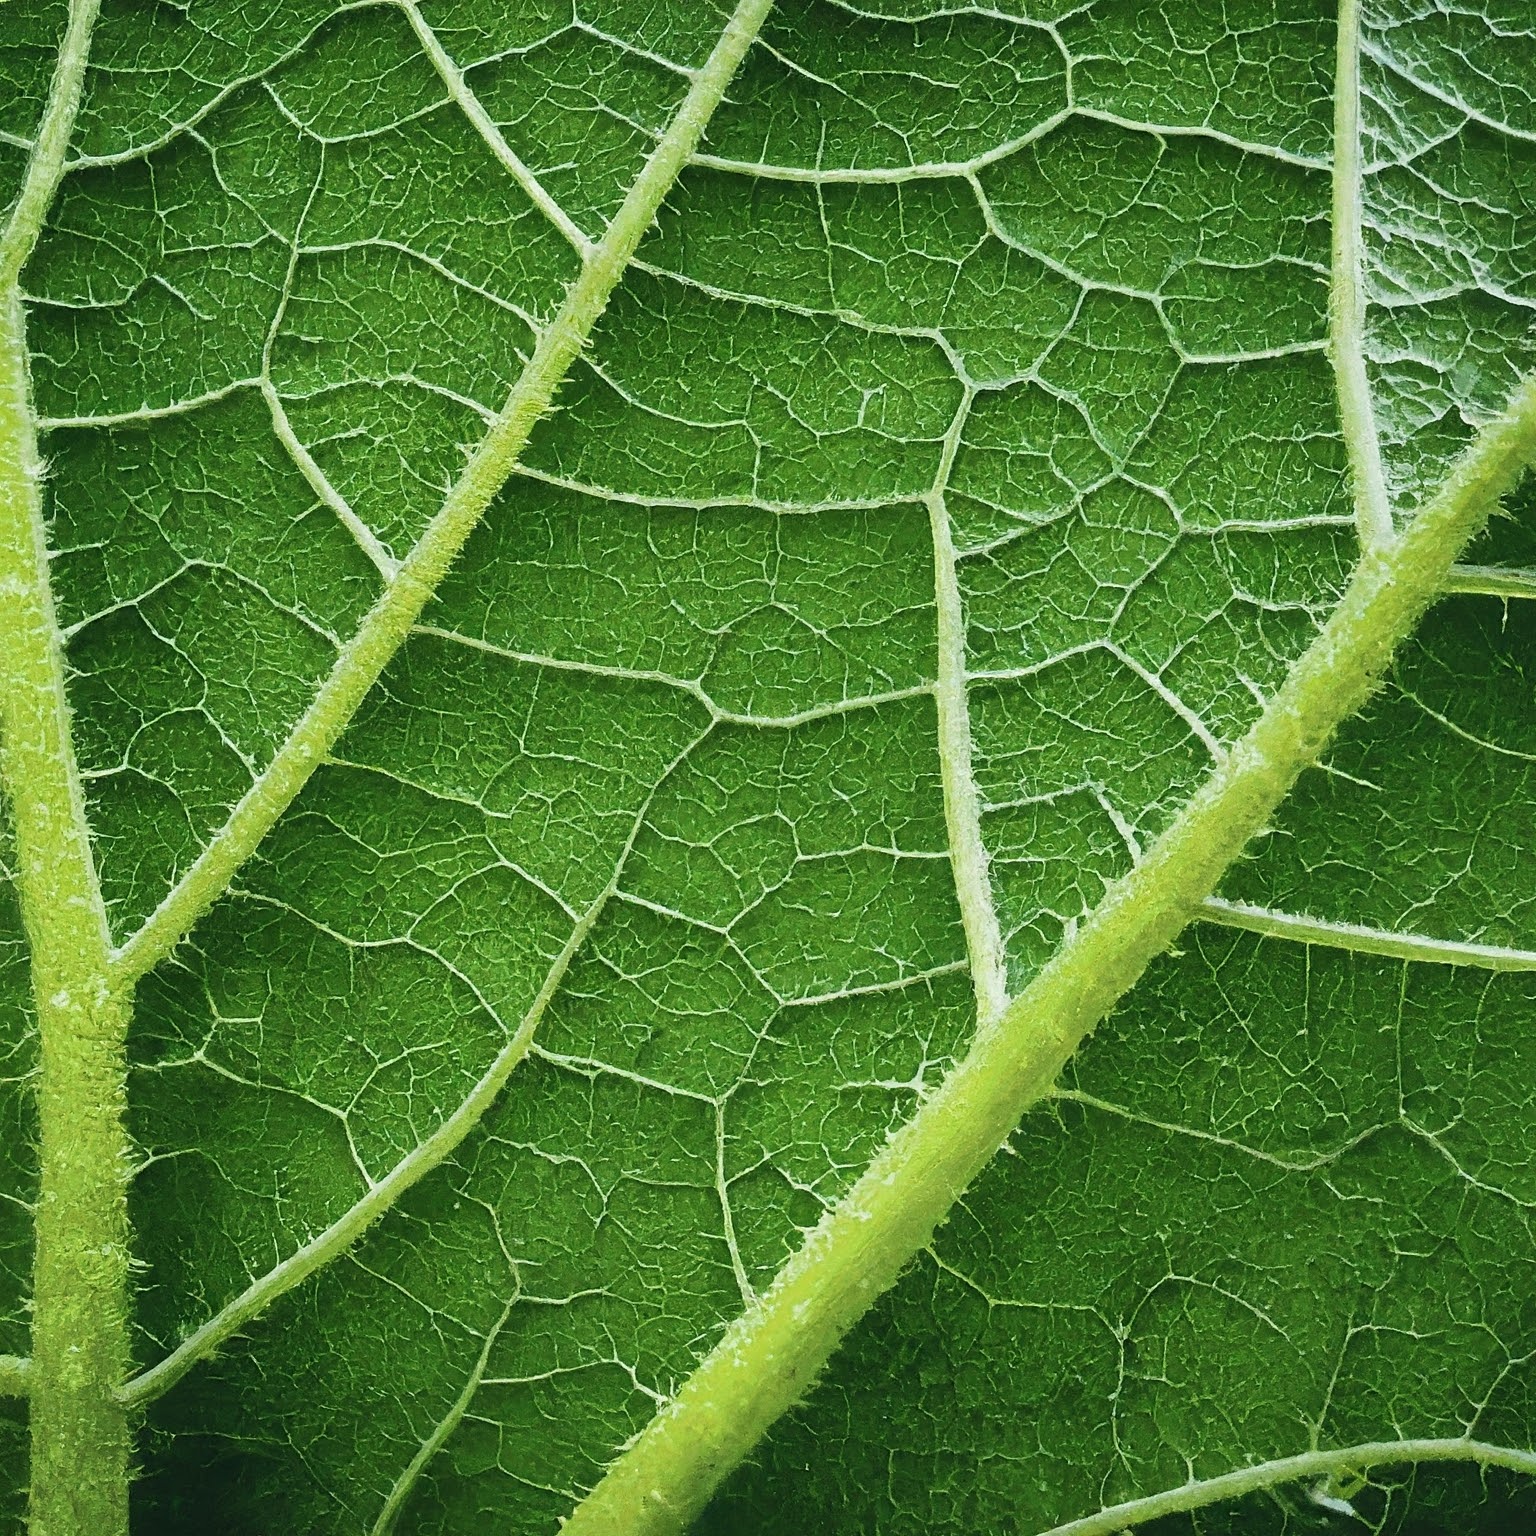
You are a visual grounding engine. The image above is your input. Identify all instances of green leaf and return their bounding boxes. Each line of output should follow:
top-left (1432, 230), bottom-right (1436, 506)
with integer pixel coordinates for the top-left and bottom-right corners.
top-left (1, 1), bottom-right (1535, 1533)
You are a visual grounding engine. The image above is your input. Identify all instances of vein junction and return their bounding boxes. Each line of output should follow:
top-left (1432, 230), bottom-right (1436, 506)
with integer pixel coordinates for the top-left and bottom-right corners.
top-left (5, 0), bottom-right (1536, 1531)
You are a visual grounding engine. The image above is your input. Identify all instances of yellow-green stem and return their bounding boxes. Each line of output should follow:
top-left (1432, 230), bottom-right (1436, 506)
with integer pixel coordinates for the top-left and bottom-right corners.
top-left (561, 379), bottom-right (1536, 1536)
top-left (0, 1), bottom-right (128, 1528)
top-left (1, 284), bottom-right (131, 1532)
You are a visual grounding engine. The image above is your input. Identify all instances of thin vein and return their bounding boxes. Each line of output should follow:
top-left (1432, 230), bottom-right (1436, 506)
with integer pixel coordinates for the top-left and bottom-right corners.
top-left (399, 0), bottom-right (593, 257)
top-left (1330, 0), bottom-right (1395, 552)
top-left (1033, 1438), bottom-right (1536, 1536)
top-left (412, 624), bottom-right (933, 726)
top-left (264, 384), bottom-right (398, 579)
top-left (34, 379), bottom-right (260, 431)
top-left (258, 159), bottom-right (400, 581)
top-left (109, 0), bottom-right (776, 986)
top-left (368, 1299), bottom-right (516, 1535)
top-left (121, 724), bottom-right (710, 1407)
top-left (1200, 896), bottom-right (1536, 971)
top-left (1051, 1088), bottom-right (1378, 1172)
top-left (690, 107), bottom-right (1326, 186)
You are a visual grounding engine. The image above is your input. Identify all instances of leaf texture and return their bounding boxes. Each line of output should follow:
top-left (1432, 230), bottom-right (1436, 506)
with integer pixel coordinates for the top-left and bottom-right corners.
top-left (1, 0), bottom-right (1535, 1532)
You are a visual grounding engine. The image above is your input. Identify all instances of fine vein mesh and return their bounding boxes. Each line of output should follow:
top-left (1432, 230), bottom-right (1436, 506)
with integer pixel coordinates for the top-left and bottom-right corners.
top-left (0, 0), bottom-right (1533, 1532)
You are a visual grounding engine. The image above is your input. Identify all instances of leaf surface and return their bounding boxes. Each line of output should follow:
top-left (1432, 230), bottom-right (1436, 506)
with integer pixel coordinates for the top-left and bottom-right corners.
top-left (1, 0), bottom-right (1535, 1531)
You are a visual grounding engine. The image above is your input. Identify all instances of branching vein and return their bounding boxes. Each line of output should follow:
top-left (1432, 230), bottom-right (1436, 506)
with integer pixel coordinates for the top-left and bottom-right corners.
top-left (558, 374), bottom-right (1536, 1536)
top-left (110, 0), bottom-right (777, 986)
top-left (1200, 897), bottom-right (1536, 971)
top-left (1032, 1438), bottom-right (1536, 1536)
top-left (929, 390), bottom-right (1008, 1022)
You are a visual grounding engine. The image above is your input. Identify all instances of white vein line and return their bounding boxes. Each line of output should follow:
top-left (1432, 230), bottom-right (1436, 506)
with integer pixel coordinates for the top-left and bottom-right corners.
top-left (1033, 1438), bottom-right (1536, 1536)
top-left (1050, 1089), bottom-right (1382, 1173)
top-left (1199, 897), bottom-right (1536, 971)
top-left (928, 389), bottom-right (1007, 1022)
top-left (716, 1101), bottom-right (753, 1308)
top-left (1362, 37), bottom-right (1536, 148)
top-left (1330, 0), bottom-right (1395, 553)
top-left (34, 379), bottom-right (260, 431)
top-left (689, 106), bottom-right (1326, 185)
top-left (413, 624), bottom-right (934, 728)
top-left (259, 152), bottom-right (400, 581)
top-left (1397, 690), bottom-right (1536, 763)
top-left (689, 109), bottom-right (1071, 183)
top-left (399, 0), bottom-right (593, 257)
top-left (369, 1297), bottom-right (516, 1535)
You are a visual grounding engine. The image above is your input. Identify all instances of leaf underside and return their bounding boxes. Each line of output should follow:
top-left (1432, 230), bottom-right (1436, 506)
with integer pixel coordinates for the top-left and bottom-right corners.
top-left (3, 0), bottom-right (1536, 1531)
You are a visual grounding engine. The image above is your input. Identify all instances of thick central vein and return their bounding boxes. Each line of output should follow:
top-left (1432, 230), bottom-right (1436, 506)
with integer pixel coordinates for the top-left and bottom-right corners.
top-left (0, 3), bottom-right (141, 1530)
top-left (111, 0), bottom-right (777, 986)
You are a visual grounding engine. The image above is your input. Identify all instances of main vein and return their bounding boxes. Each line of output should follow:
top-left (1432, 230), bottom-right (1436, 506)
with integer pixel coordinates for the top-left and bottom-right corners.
top-left (559, 378), bottom-right (1536, 1536)
top-left (0, 2), bottom-right (140, 1530)
top-left (111, 0), bottom-right (776, 987)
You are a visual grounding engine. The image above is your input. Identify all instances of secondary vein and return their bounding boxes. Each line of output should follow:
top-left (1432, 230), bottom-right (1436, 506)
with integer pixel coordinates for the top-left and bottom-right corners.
top-left (110, 0), bottom-right (777, 987)
top-left (1330, 0), bottom-right (1395, 553)
top-left (557, 373), bottom-right (1536, 1536)
top-left (928, 388), bottom-right (1009, 1023)
top-left (1199, 896), bottom-right (1536, 971)
top-left (1032, 1438), bottom-right (1536, 1536)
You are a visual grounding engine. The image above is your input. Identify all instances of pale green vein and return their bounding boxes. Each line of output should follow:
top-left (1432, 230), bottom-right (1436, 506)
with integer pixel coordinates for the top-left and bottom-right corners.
top-left (559, 375), bottom-right (1536, 1536)
top-left (368, 1299), bottom-right (516, 1535)
top-left (1032, 1438), bottom-right (1536, 1536)
top-left (928, 388), bottom-right (1008, 1023)
top-left (1330, 0), bottom-right (1394, 552)
top-left (0, 0), bottom-right (100, 288)
top-left (264, 381), bottom-right (397, 580)
top-left (258, 155), bottom-right (399, 583)
top-left (400, 0), bottom-right (592, 257)
top-left (1199, 897), bottom-right (1536, 970)
top-left (110, 0), bottom-right (775, 986)
top-left (1444, 563), bottom-right (1536, 600)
